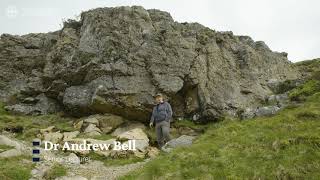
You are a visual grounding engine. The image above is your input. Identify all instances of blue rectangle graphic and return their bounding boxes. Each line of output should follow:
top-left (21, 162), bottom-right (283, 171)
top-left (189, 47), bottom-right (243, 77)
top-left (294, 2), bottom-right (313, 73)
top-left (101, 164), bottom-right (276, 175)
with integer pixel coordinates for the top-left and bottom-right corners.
top-left (32, 149), bottom-right (40, 154)
top-left (32, 141), bottom-right (40, 146)
top-left (32, 157), bottom-right (40, 162)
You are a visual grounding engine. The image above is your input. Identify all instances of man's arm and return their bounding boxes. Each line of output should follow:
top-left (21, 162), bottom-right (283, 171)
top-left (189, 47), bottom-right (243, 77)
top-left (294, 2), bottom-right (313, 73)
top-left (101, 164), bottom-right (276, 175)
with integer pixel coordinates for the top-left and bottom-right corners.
top-left (166, 102), bottom-right (173, 121)
top-left (150, 107), bottom-right (156, 124)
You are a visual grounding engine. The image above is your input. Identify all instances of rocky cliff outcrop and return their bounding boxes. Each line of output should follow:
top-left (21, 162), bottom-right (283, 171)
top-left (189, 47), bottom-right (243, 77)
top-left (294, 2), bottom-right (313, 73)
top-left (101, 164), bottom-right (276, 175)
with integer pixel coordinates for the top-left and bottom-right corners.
top-left (0, 6), bottom-right (300, 121)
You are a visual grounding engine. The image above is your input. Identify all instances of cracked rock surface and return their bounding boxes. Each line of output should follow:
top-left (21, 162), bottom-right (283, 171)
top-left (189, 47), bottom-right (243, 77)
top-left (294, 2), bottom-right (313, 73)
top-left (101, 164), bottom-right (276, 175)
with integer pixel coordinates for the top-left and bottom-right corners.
top-left (0, 6), bottom-right (300, 121)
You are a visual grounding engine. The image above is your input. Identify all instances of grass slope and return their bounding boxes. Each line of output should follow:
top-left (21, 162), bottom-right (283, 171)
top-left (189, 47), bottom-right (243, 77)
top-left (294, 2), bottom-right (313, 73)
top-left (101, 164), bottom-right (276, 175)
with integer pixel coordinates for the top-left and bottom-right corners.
top-left (122, 95), bottom-right (320, 179)
top-left (0, 106), bottom-right (76, 142)
top-left (0, 156), bottom-right (34, 180)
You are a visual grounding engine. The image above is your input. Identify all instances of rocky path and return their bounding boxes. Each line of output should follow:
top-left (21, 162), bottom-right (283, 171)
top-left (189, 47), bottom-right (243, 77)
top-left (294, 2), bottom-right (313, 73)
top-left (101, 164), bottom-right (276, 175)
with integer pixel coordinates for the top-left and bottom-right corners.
top-left (0, 134), bottom-right (149, 180)
top-left (59, 159), bottom-right (150, 180)
top-left (1, 128), bottom-right (196, 180)
top-left (31, 155), bottom-right (149, 180)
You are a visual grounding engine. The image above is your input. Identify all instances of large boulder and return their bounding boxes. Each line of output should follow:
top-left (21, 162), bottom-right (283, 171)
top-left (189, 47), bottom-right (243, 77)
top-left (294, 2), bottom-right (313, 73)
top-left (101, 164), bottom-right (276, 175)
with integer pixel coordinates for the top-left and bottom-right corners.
top-left (83, 124), bottom-right (102, 137)
top-left (97, 114), bottom-right (125, 133)
top-left (4, 93), bottom-right (61, 115)
top-left (117, 128), bottom-right (149, 154)
top-left (0, 135), bottom-right (25, 150)
top-left (162, 135), bottom-right (196, 152)
top-left (43, 132), bottom-right (63, 144)
top-left (80, 114), bottom-right (125, 134)
top-left (111, 122), bottom-right (146, 136)
top-left (63, 131), bottom-right (80, 141)
top-left (240, 105), bottom-right (283, 119)
top-left (63, 86), bottom-right (94, 116)
top-left (0, 6), bottom-right (300, 121)
top-left (255, 106), bottom-right (281, 117)
top-left (83, 115), bottom-right (100, 126)
top-left (117, 128), bottom-right (149, 141)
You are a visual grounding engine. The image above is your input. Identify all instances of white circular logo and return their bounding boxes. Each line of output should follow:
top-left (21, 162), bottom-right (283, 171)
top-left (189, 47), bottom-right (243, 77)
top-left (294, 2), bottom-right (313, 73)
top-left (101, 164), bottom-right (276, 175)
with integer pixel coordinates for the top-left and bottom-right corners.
top-left (6, 6), bottom-right (19, 18)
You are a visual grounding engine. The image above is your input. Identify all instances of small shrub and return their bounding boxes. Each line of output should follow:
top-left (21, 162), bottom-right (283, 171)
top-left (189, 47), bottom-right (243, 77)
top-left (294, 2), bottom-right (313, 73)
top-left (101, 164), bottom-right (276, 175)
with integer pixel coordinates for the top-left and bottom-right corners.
top-left (63, 19), bottom-right (82, 30)
top-left (277, 80), bottom-right (299, 94)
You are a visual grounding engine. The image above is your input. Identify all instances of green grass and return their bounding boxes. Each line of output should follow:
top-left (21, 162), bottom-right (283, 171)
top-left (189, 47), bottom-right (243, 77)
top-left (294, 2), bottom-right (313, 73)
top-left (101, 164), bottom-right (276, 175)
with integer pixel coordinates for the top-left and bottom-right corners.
top-left (172, 119), bottom-right (208, 131)
top-left (0, 155), bottom-right (34, 180)
top-left (288, 59), bottom-right (320, 101)
top-left (289, 80), bottom-right (320, 101)
top-left (0, 102), bottom-right (8, 115)
top-left (0, 112), bottom-right (76, 141)
top-left (295, 58), bottom-right (320, 74)
top-left (121, 93), bottom-right (320, 179)
top-left (88, 151), bottom-right (145, 166)
top-left (43, 163), bottom-right (67, 180)
top-left (0, 144), bottom-right (14, 153)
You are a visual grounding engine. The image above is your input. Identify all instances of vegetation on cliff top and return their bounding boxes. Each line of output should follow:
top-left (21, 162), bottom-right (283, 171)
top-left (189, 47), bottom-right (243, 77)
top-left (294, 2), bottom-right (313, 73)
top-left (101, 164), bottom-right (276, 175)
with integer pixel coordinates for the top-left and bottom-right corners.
top-left (295, 58), bottom-right (320, 79)
top-left (289, 58), bottom-right (320, 101)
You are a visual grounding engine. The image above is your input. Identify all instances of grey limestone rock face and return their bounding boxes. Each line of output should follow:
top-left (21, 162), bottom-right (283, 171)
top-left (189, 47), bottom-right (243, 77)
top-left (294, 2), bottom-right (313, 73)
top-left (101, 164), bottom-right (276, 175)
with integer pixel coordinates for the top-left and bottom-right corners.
top-left (0, 6), bottom-right (300, 121)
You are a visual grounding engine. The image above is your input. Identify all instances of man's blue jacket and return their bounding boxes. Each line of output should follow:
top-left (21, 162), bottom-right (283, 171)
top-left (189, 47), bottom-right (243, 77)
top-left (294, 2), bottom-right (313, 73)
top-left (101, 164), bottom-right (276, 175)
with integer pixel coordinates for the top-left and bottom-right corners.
top-left (150, 101), bottom-right (173, 124)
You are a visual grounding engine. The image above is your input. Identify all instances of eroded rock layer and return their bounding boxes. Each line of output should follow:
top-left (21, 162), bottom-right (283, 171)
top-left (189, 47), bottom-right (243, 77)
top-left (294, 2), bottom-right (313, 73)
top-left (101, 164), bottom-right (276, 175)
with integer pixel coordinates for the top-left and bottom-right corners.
top-left (0, 6), bottom-right (300, 121)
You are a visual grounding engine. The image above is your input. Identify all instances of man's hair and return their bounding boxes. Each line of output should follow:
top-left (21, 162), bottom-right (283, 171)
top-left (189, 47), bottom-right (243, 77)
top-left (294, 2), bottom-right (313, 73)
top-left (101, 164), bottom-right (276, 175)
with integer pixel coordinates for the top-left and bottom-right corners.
top-left (154, 93), bottom-right (163, 98)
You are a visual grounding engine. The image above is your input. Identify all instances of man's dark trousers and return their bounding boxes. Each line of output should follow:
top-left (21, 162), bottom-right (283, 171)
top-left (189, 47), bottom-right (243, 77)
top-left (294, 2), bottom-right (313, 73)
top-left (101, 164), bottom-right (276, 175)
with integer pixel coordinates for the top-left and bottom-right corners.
top-left (155, 120), bottom-right (170, 147)
top-left (150, 101), bottom-right (173, 148)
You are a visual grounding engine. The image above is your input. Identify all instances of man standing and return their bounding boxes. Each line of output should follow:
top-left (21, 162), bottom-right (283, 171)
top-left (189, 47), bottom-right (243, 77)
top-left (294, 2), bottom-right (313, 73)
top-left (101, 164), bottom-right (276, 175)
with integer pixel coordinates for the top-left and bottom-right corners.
top-left (149, 93), bottom-right (173, 148)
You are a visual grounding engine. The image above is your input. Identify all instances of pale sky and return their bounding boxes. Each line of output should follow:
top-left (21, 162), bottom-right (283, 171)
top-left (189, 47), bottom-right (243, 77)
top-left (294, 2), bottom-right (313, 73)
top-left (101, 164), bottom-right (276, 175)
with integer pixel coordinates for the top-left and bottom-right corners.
top-left (1, 0), bottom-right (319, 62)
